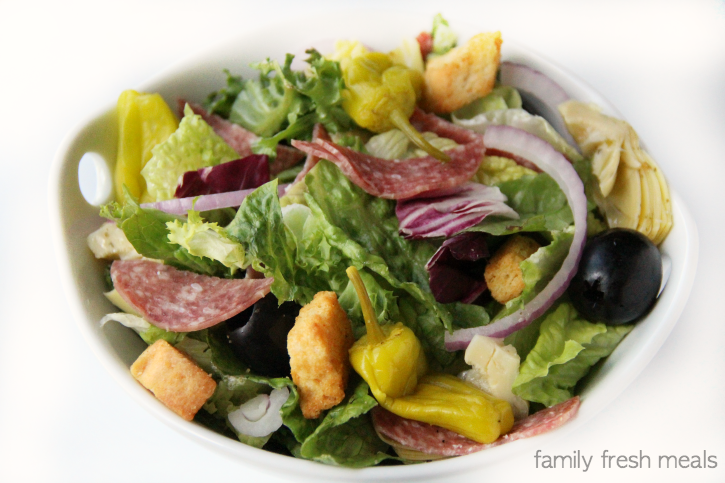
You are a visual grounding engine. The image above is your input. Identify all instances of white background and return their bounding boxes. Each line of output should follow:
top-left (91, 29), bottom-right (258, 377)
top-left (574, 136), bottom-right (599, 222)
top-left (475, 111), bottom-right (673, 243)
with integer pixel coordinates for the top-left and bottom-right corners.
top-left (1, 0), bottom-right (724, 482)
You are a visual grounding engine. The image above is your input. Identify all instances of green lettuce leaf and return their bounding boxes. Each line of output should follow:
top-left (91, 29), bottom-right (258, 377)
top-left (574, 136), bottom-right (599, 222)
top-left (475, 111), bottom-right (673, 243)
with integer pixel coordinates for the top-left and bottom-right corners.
top-left (304, 160), bottom-right (434, 288)
top-left (273, 164), bottom-right (304, 184)
top-left (140, 325), bottom-right (186, 346)
top-left (277, 49), bottom-right (352, 134)
top-left (512, 302), bottom-right (633, 406)
top-left (100, 192), bottom-right (230, 277)
top-left (100, 312), bottom-right (186, 346)
top-left (453, 86), bottom-right (523, 120)
top-left (303, 161), bottom-right (479, 365)
top-left (166, 209), bottom-right (246, 273)
top-left (333, 132), bottom-right (369, 152)
top-left (364, 129), bottom-right (459, 160)
top-left (389, 37), bottom-right (425, 73)
top-left (252, 112), bottom-right (315, 158)
top-left (468, 171), bottom-right (572, 236)
top-left (230, 60), bottom-right (303, 138)
top-left (226, 179), bottom-right (303, 301)
top-left (431, 14), bottom-right (457, 56)
top-left (364, 129), bottom-right (409, 160)
top-left (226, 161), bottom-right (488, 367)
top-left (471, 155), bottom-right (537, 186)
top-left (295, 379), bottom-right (391, 467)
top-left (204, 69), bottom-right (245, 119)
top-left (572, 156), bottom-right (609, 236)
top-left (453, 108), bottom-right (583, 163)
top-left (206, 371), bottom-right (387, 467)
top-left (141, 105), bottom-right (239, 201)
top-left (225, 51), bottom-right (351, 159)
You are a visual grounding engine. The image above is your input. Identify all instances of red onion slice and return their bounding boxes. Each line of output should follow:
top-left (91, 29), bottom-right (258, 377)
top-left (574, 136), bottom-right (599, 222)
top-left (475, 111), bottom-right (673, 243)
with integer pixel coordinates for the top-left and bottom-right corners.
top-left (445, 126), bottom-right (587, 350)
top-left (140, 184), bottom-right (289, 215)
top-left (499, 62), bottom-right (579, 152)
top-left (227, 387), bottom-right (290, 438)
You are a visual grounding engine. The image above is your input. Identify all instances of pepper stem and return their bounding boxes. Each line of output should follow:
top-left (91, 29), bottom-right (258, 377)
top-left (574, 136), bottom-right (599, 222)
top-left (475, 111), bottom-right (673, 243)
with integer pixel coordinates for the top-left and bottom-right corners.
top-left (346, 266), bottom-right (385, 345)
top-left (390, 109), bottom-right (451, 162)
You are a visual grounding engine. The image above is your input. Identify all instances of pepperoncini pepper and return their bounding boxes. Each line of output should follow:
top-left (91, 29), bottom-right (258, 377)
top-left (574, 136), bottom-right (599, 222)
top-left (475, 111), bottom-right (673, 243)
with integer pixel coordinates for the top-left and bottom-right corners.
top-left (339, 52), bottom-right (450, 162)
top-left (385, 374), bottom-right (514, 444)
top-left (346, 267), bottom-right (514, 444)
top-left (347, 266), bottom-right (426, 402)
top-left (115, 90), bottom-right (178, 202)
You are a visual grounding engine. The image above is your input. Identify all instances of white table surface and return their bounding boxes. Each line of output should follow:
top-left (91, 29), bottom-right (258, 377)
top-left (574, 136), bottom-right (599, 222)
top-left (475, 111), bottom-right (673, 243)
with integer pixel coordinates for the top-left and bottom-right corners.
top-left (1, 0), bottom-right (724, 482)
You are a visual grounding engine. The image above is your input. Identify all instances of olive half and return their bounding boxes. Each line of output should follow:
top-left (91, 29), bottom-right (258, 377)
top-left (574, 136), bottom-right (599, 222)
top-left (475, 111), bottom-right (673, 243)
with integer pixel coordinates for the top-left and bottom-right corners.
top-left (226, 294), bottom-right (301, 377)
top-left (568, 228), bottom-right (662, 325)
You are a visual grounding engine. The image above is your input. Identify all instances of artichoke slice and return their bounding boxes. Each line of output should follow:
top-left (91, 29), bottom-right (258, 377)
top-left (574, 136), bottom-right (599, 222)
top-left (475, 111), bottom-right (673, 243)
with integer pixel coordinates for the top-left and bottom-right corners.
top-left (604, 163), bottom-right (641, 230)
top-left (559, 101), bottom-right (673, 245)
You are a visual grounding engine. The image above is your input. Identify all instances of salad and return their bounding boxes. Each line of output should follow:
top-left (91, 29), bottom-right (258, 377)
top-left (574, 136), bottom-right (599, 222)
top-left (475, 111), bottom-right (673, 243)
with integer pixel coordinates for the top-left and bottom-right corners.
top-left (87, 15), bottom-right (673, 467)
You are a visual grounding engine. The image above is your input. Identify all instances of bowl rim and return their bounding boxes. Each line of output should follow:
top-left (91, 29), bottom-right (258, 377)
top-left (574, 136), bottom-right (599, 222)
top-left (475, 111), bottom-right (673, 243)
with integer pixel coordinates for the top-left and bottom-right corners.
top-left (49, 10), bottom-right (699, 481)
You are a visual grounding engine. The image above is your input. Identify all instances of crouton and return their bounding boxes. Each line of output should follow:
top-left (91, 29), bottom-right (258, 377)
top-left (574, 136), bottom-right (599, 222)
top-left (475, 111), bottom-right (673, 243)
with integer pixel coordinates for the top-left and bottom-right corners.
top-left (484, 235), bottom-right (540, 304)
top-left (421, 31), bottom-right (502, 114)
top-left (288, 291), bottom-right (354, 419)
top-left (130, 339), bottom-right (217, 421)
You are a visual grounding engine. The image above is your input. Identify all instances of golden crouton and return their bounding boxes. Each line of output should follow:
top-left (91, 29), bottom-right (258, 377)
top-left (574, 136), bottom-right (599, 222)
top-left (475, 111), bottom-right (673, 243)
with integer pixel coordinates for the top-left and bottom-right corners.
top-left (485, 235), bottom-right (540, 304)
top-left (288, 291), bottom-right (354, 419)
top-left (130, 339), bottom-right (217, 421)
top-left (422, 31), bottom-right (503, 114)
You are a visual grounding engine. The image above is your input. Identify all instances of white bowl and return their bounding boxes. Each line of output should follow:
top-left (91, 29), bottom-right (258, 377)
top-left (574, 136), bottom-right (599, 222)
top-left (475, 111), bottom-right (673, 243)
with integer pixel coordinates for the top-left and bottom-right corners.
top-left (49, 10), bottom-right (698, 482)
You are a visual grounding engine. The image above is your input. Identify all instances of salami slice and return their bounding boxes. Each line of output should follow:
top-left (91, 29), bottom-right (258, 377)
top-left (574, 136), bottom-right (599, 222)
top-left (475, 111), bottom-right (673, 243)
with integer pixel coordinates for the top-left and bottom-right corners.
top-left (182, 102), bottom-right (305, 176)
top-left (110, 259), bottom-right (273, 332)
top-left (291, 109), bottom-right (484, 199)
top-left (289, 123), bottom-right (331, 187)
top-left (372, 396), bottom-right (580, 457)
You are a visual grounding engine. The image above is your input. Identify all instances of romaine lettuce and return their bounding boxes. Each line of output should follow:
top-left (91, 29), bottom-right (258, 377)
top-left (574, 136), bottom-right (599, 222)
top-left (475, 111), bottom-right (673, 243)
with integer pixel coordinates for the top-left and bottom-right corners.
top-left (222, 50), bottom-right (352, 159)
top-left (166, 210), bottom-right (246, 273)
top-left (452, 86), bottom-right (523, 120)
top-left (226, 161), bottom-right (490, 366)
top-left (472, 155), bottom-right (536, 186)
top-left (204, 70), bottom-right (245, 119)
top-left (512, 302), bottom-right (633, 406)
top-left (453, 108), bottom-right (583, 163)
top-left (468, 172), bottom-right (573, 236)
top-left (141, 105), bottom-right (239, 201)
top-left (431, 14), bottom-right (457, 56)
top-left (100, 192), bottom-right (231, 278)
top-left (294, 379), bottom-right (391, 467)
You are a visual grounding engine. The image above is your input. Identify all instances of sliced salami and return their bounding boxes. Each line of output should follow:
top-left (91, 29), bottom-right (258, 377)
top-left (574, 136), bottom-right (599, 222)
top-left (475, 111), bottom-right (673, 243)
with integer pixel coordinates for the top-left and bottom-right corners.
top-left (372, 396), bottom-right (580, 457)
top-left (291, 109), bottom-right (484, 199)
top-left (110, 259), bottom-right (273, 332)
top-left (289, 123), bottom-right (331, 187)
top-left (182, 101), bottom-right (305, 176)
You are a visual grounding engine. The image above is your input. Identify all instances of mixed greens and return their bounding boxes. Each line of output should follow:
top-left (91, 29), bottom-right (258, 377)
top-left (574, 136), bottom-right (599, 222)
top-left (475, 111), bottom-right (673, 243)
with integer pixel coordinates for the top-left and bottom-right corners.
top-left (90, 15), bottom-right (671, 467)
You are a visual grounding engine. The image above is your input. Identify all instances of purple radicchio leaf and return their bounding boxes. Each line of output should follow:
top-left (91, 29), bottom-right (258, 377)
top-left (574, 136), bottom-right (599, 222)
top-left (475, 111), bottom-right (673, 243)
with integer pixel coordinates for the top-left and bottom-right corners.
top-left (426, 232), bottom-right (490, 304)
top-left (395, 182), bottom-right (519, 240)
top-left (174, 154), bottom-right (270, 198)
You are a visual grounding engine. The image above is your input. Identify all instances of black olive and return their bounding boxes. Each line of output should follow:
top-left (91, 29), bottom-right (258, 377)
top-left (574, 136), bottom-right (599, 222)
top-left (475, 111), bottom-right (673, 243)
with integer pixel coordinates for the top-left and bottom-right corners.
top-left (568, 228), bottom-right (662, 325)
top-left (226, 294), bottom-right (301, 377)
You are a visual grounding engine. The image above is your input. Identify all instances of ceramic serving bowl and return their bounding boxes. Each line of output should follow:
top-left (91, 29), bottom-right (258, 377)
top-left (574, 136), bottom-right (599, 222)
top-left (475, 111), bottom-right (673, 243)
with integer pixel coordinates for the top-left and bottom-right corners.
top-left (49, 10), bottom-right (698, 482)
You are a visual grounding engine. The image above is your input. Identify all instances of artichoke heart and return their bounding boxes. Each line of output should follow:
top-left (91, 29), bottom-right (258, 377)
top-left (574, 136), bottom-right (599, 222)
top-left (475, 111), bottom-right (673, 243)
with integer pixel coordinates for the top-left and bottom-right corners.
top-left (559, 101), bottom-right (672, 245)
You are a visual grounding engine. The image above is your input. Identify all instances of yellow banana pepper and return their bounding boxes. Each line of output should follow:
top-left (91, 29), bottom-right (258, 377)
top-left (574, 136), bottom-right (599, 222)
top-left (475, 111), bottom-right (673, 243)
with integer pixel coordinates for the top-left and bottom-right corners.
top-left (350, 320), bottom-right (427, 403)
top-left (115, 90), bottom-right (178, 202)
top-left (339, 52), bottom-right (449, 162)
top-left (385, 374), bottom-right (514, 444)
top-left (345, 266), bottom-right (514, 443)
